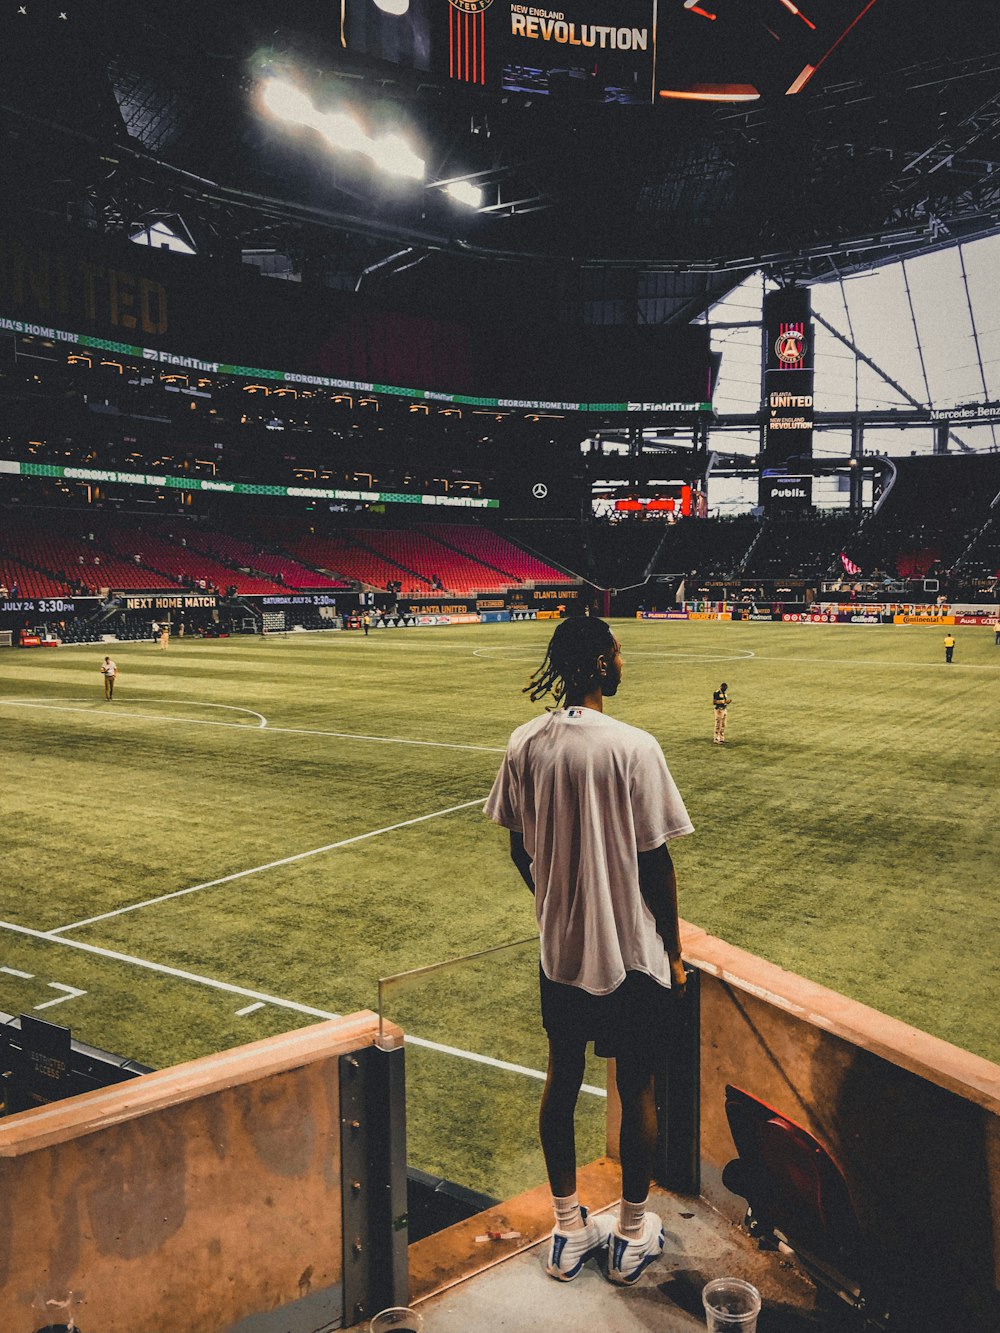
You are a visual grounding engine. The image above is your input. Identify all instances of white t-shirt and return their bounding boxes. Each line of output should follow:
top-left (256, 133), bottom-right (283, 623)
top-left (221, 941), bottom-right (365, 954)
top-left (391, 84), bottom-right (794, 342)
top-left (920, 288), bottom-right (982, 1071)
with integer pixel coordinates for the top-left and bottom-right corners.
top-left (101, 660), bottom-right (117, 676)
top-left (485, 706), bottom-right (693, 995)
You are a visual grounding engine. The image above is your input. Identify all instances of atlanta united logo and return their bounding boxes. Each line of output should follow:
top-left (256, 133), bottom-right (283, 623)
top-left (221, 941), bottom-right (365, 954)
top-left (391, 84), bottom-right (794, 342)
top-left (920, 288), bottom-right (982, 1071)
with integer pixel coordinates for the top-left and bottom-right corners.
top-left (775, 329), bottom-right (806, 365)
top-left (449, 0), bottom-right (493, 11)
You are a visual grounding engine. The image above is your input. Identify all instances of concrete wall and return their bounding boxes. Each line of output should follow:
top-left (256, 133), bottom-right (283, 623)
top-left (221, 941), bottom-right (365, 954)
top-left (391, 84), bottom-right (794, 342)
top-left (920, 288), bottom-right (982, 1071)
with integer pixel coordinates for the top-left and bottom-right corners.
top-left (0, 1012), bottom-right (397, 1333)
top-left (683, 922), bottom-right (1000, 1331)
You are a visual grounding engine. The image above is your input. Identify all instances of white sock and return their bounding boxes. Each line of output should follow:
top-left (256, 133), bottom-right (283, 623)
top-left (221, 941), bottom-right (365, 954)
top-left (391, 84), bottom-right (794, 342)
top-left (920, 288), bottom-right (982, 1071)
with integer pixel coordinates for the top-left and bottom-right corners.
top-left (552, 1192), bottom-right (584, 1232)
top-left (619, 1196), bottom-right (647, 1240)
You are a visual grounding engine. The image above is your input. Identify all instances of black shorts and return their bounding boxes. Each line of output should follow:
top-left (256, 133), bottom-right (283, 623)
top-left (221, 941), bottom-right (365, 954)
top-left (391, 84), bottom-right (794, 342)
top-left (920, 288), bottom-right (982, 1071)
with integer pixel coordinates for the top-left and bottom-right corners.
top-left (539, 966), bottom-right (674, 1062)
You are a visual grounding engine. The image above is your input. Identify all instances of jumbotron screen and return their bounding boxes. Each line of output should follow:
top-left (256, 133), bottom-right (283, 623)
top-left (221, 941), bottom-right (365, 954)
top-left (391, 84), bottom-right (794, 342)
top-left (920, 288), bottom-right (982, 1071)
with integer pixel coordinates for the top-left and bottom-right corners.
top-left (341, 0), bottom-right (882, 103)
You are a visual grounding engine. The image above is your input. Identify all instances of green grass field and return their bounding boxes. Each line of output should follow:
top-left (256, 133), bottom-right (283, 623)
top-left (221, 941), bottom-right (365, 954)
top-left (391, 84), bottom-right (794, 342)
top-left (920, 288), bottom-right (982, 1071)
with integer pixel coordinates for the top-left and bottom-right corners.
top-left (1, 618), bottom-right (997, 1197)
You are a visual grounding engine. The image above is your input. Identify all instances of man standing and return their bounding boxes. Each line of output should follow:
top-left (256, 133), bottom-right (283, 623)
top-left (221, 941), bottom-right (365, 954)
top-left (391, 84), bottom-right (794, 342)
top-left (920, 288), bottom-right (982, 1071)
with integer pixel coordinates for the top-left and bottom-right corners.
top-left (486, 617), bottom-right (693, 1286)
top-left (151, 619), bottom-right (160, 646)
top-left (362, 610), bottom-right (371, 637)
top-left (944, 633), bottom-right (955, 663)
top-left (99, 655), bottom-right (118, 701)
top-left (713, 682), bottom-right (731, 743)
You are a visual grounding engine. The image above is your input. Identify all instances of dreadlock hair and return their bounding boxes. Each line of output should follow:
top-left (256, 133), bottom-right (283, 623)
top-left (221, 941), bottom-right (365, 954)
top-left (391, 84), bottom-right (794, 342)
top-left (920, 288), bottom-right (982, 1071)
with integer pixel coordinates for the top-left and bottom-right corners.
top-left (525, 615), bottom-right (617, 707)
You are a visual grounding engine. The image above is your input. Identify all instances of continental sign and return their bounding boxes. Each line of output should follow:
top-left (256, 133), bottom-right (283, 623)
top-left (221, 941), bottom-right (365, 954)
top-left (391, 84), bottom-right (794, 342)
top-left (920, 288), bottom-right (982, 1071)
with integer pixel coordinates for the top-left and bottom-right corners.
top-left (894, 615), bottom-right (956, 625)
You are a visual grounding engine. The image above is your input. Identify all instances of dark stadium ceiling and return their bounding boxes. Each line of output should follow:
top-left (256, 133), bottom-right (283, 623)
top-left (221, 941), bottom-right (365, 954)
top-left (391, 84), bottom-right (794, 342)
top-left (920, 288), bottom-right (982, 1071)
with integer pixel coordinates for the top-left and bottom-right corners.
top-left (1, 0), bottom-right (999, 320)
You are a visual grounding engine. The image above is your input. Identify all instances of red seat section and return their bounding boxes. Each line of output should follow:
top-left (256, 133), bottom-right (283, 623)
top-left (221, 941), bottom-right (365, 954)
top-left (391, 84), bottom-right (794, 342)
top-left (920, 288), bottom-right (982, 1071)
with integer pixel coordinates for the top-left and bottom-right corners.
top-left (283, 531), bottom-right (426, 594)
top-left (0, 555), bottom-right (69, 599)
top-left (419, 524), bottom-right (574, 585)
top-left (162, 527), bottom-right (349, 590)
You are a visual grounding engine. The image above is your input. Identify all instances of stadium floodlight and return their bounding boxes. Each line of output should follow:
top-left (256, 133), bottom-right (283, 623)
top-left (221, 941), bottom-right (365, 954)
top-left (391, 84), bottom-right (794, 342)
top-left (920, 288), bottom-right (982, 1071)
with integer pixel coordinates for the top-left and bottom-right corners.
top-left (369, 131), bottom-right (425, 181)
top-left (260, 79), bottom-right (323, 132)
top-left (320, 111), bottom-right (371, 157)
top-left (444, 180), bottom-right (483, 209)
top-left (259, 77), bottom-right (425, 182)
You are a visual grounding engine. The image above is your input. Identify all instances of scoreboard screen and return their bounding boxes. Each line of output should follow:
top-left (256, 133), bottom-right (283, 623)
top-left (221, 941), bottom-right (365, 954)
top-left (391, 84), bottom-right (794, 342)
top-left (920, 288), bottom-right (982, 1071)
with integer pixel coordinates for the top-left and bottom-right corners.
top-left (340, 0), bottom-right (883, 103)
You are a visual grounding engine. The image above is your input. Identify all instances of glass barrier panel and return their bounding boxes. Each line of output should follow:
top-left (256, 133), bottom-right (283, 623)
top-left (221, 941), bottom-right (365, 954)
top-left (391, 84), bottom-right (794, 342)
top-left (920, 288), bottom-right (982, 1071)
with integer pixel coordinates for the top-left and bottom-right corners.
top-left (379, 938), bottom-right (608, 1204)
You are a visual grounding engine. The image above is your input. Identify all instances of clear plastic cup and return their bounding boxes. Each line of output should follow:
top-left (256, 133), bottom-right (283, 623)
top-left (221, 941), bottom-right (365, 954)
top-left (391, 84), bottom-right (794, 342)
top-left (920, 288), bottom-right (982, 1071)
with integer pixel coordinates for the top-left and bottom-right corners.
top-left (369, 1307), bottom-right (424, 1333)
top-left (702, 1277), bottom-right (762, 1332)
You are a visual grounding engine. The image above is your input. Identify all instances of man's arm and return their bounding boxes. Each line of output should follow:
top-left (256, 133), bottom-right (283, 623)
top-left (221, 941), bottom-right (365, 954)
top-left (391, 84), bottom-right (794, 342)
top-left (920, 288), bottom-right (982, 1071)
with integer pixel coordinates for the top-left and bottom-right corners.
top-left (637, 843), bottom-right (686, 990)
top-left (509, 831), bottom-right (535, 895)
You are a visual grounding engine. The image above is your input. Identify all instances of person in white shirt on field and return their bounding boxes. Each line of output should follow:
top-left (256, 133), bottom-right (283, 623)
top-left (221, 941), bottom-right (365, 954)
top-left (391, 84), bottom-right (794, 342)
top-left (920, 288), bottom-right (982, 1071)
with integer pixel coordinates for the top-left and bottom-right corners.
top-left (486, 616), bottom-right (693, 1287)
top-left (99, 656), bottom-right (118, 701)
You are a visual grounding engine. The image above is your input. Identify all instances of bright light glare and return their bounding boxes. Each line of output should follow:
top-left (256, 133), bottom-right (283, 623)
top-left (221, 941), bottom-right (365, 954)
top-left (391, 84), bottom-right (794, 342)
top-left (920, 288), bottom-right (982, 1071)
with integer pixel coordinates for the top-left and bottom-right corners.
top-left (445, 180), bottom-right (483, 209)
top-left (260, 79), bottom-right (322, 130)
top-left (372, 0), bottom-right (410, 12)
top-left (321, 111), bottom-right (370, 157)
top-left (260, 78), bottom-right (424, 181)
top-left (370, 132), bottom-right (425, 180)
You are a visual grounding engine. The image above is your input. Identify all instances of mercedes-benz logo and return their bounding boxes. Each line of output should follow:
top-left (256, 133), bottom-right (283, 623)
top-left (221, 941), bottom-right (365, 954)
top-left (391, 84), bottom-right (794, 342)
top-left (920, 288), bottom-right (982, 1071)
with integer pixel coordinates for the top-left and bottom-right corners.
top-left (532, 482), bottom-right (548, 499)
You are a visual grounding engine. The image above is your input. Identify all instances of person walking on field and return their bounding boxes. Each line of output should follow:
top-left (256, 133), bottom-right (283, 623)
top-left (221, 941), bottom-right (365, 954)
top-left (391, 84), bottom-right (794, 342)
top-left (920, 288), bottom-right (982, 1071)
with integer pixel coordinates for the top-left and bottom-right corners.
top-left (159, 623), bottom-right (169, 651)
top-left (713, 682), bottom-right (730, 743)
top-left (362, 611), bottom-right (371, 637)
top-left (99, 655), bottom-right (118, 701)
top-left (944, 633), bottom-right (955, 663)
top-left (486, 616), bottom-right (693, 1286)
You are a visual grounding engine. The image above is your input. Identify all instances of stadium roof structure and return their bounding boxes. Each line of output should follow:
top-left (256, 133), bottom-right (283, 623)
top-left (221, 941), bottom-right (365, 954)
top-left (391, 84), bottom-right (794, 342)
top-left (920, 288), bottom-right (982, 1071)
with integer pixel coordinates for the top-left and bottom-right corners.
top-left (1, 0), bottom-right (999, 322)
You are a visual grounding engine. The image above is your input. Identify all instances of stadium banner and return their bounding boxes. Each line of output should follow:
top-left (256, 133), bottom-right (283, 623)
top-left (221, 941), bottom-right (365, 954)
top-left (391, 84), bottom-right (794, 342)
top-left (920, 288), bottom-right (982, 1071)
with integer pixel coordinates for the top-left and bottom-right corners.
top-left (954, 614), bottom-right (999, 625)
top-left (511, 609), bottom-right (538, 620)
top-left (894, 614), bottom-right (956, 625)
top-left (637, 611), bottom-right (688, 620)
top-left (414, 613), bottom-right (480, 625)
top-left (479, 610), bottom-right (512, 623)
top-left (260, 594), bottom-right (343, 607)
top-left (761, 288), bottom-right (813, 511)
top-left (400, 598), bottom-right (476, 615)
top-left (123, 594), bottom-right (218, 610)
top-left (1, 596), bottom-right (96, 618)
top-left (731, 610), bottom-right (783, 622)
top-left (503, 0), bottom-right (656, 104)
top-left (0, 459), bottom-right (499, 511)
top-left (687, 611), bottom-right (732, 621)
top-left (475, 597), bottom-right (508, 612)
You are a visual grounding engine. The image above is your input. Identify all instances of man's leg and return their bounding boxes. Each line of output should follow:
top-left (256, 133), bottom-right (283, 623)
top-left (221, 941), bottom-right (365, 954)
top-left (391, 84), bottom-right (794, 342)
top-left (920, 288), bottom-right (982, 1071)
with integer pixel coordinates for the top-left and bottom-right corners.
top-left (607, 1045), bottom-right (665, 1284)
top-left (539, 1033), bottom-right (587, 1200)
top-left (540, 1032), bottom-right (611, 1281)
top-left (615, 1049), bottom-right (657, 1206)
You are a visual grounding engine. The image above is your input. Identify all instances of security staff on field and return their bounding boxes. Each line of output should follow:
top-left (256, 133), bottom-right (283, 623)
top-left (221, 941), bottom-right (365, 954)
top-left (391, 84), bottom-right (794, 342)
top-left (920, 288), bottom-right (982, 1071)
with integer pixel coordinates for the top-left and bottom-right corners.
top-left (944, 633), bottom-right (956, 663)
top-left (713, 682), bottom-right (731, 744)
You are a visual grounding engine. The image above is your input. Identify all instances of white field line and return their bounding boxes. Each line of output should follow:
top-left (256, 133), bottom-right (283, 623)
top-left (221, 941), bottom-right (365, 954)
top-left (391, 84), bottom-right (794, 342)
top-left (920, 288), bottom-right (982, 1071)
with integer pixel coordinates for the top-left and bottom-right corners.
top-left (0, 919), bottom-right (604, 1098)
top-left (0, 699), bottom-right (505, 753)
top-left (49, 797), bottom-right (489, 935)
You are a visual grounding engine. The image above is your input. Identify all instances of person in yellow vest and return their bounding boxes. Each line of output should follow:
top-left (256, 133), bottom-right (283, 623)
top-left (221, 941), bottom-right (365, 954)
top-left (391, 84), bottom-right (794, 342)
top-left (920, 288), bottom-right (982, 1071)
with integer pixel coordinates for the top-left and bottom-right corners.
top-left (944, 633), bottom-right (955, 663)
top-left (713, 682), bottom-right (730, 743)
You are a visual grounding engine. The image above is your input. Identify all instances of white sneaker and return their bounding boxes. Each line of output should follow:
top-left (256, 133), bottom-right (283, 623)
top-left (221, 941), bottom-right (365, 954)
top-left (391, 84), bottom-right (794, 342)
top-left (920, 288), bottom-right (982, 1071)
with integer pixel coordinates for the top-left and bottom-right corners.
top-left (545, 1206), bottom-right (612, 1281)
top-left (606, 1212), bottom-right (665, 1285)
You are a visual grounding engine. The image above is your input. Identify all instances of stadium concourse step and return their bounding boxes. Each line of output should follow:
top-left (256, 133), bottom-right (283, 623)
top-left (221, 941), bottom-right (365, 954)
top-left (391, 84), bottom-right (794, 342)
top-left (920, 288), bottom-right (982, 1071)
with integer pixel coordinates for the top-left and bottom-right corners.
top-left (376, 1160), bottom-right (858, 1333)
